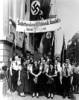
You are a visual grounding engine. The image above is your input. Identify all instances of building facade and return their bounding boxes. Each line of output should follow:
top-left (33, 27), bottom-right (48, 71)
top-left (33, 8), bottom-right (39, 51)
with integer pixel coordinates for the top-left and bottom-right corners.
top-left (0, 0), bottom-right (63, 66)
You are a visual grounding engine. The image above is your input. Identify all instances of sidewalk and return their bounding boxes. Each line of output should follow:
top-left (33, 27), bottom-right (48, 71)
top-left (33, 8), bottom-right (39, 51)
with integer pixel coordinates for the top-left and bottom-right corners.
top-left (3, 91), bottom-right (79, 100)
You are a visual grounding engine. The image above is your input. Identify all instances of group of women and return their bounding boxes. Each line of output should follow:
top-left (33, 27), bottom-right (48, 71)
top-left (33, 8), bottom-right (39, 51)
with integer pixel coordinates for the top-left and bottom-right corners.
top-left (9, 54), bottom-right (75, 99)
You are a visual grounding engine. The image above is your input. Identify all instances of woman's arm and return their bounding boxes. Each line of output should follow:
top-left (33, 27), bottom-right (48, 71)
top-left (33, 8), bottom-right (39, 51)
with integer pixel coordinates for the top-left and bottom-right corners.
top-left (18, 70), bottom-right (21, 81)
top-left (10, 63), bottom-right (13, 76)
top-left (17, 70), bottom-right (21, 86)
top-left (30, 67), bottom-right (37, 77)
top-left (30, 71), bottom-right (36, 77)
top-left (60, 70), bottom-right (63, 84)
top-left (17, 65), bottom-right (22, 86)
top-left (35, 71), bottom-right (42, 77)
top-left (45, 73), bottom-right (51, 78)
top-left (35, 65), bottom-right (42, 77)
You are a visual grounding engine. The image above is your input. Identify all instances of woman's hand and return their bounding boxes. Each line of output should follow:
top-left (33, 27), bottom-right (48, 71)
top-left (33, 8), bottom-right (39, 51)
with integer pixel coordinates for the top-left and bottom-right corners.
top-left (17, 80), bottom-right (21, 86)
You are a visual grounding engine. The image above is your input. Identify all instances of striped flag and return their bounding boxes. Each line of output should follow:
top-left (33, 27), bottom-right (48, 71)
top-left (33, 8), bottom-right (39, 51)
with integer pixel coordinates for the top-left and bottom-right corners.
top-left (54, 29), bottom-right (63, 57)
top-left (22, 33), bottom-right (27, 58)
top-left (9, 18), bottom-right (16, 56)
top-left (51, 32), bottom-right (55, 64)
top-left (61, 35), bottom-right (67, 65)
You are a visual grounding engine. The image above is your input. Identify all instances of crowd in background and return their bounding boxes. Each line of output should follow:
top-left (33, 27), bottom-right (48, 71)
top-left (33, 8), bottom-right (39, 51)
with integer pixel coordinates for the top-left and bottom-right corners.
top-left (3, 54), bottom-right (79, 99)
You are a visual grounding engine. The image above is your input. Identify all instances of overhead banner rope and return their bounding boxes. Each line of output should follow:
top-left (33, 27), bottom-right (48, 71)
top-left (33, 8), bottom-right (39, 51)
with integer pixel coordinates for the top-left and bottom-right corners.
top-left (16, 18), bottom-right (61, 33)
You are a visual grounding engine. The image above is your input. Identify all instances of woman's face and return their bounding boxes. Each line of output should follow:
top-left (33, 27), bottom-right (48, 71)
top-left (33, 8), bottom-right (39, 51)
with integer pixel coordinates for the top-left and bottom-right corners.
top-left (27, 60), bottom-right (30, 64)
top-left (34, 61), bottom-right (38, 66)
top-left (47, 58), bottom-right (50, 63)
top-left (38, 60), bottom-right (40, 64)
top-left (65, 63), bottom-right (68, 68)
top-left (55, 60), bottom-right (58, 65)
top-left (50, 64), bottom-right (53, 69)
top-left (41, 57), bottom-right (44, 62)
top-left (42, 59), bottom-right (46, 64)
top-left (15, 56), bottom-right (18, 61)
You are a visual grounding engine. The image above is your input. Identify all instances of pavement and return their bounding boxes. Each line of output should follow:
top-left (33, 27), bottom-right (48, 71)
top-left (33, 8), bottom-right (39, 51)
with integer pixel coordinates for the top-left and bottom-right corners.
top-left (2, 91), bottom-right (79, 100)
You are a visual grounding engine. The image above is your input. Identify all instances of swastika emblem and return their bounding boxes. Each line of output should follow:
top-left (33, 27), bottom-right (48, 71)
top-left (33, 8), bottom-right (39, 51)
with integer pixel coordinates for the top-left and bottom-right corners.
top-left (31, 0), bottom-right (40, 15)
top-left (46, 32), bottom-right (52, 39)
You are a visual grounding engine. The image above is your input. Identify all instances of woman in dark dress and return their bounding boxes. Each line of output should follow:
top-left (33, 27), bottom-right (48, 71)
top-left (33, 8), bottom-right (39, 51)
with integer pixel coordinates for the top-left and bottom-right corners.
top-left (45, 63), bottom-right (57, 98)
top-left (29, 61), bottom-right (42, 98)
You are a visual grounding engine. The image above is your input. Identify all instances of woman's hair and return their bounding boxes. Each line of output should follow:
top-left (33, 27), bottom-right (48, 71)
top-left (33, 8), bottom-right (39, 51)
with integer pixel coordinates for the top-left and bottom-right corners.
top-left (2, 65), bottom-right (7, 71)
top-left (12, 56), bottom-right (15, 61)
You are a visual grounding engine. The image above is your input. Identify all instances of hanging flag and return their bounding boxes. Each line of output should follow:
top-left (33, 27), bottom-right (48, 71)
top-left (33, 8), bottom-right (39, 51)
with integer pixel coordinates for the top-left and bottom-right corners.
top-left (61, 35), bottom-right (67, 65)
top-left (12, 33), bottom-right (16, 56)
top-left (54, 28), bottom-right (63, 57)
top-left (22, 33), bottom-right (27, 58)
top-left (30, 0), bottom-right (41, 20)
top-left (40, 0), bottom-right (50, 19)
top-left (25, 1), bottom-right (27, 14)
top-left (38, 34), bottom-right (45, 54)
top-left (30, 0), bottom-right (42, 53)
top-left (39, 32), bottom-right (54, 56)
top-left (9, 18), bottom-right (16, 28)
top-left (9, 19), bottom-right (16, 57)
top-left (29, 0), bottom-right (54, 54)
top-left (51, 33), bottom-right (55, 64)
top-left (30, 0), bottom-right (50, 20)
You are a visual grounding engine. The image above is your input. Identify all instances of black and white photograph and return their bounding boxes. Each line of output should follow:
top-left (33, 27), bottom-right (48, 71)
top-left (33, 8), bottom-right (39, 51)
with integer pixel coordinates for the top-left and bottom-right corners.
top-left (0, 0), bottom-right (79, 100)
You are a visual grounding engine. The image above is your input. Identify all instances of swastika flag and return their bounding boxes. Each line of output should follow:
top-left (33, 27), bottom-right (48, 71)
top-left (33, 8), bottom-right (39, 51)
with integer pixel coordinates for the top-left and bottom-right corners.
top-left (30, 0), bottom-right (50, 20)
top-left (30, 0), bottom-right (41, 20)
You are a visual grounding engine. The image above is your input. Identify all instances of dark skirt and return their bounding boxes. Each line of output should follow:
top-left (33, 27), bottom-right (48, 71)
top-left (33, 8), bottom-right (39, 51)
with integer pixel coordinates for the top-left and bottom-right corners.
top-left (11, 69), bottom-right (18, 91)
top-left (18, 69), bottom-right (30, 94)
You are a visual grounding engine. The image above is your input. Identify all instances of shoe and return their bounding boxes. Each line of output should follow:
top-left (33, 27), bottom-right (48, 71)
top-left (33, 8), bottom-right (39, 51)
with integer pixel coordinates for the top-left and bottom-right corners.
top-left (63, 93), bottom-right (66, 98)
top-left (13, 91), bottom-right (18, 95)
top-left (51, 93), bottom-right (54, 99)
top-left (19, 92), bottom-right (25, 97)
top-left (68, 94), bottom-right (71, 99)
top-left (32, 93), bottom-right (35, 97)
top-left (48, 93), bottom-right (50, 98)
top-left (36, 93), bottom-right (39, 98)
top-left (7, 89), bottom-right (12, 95)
